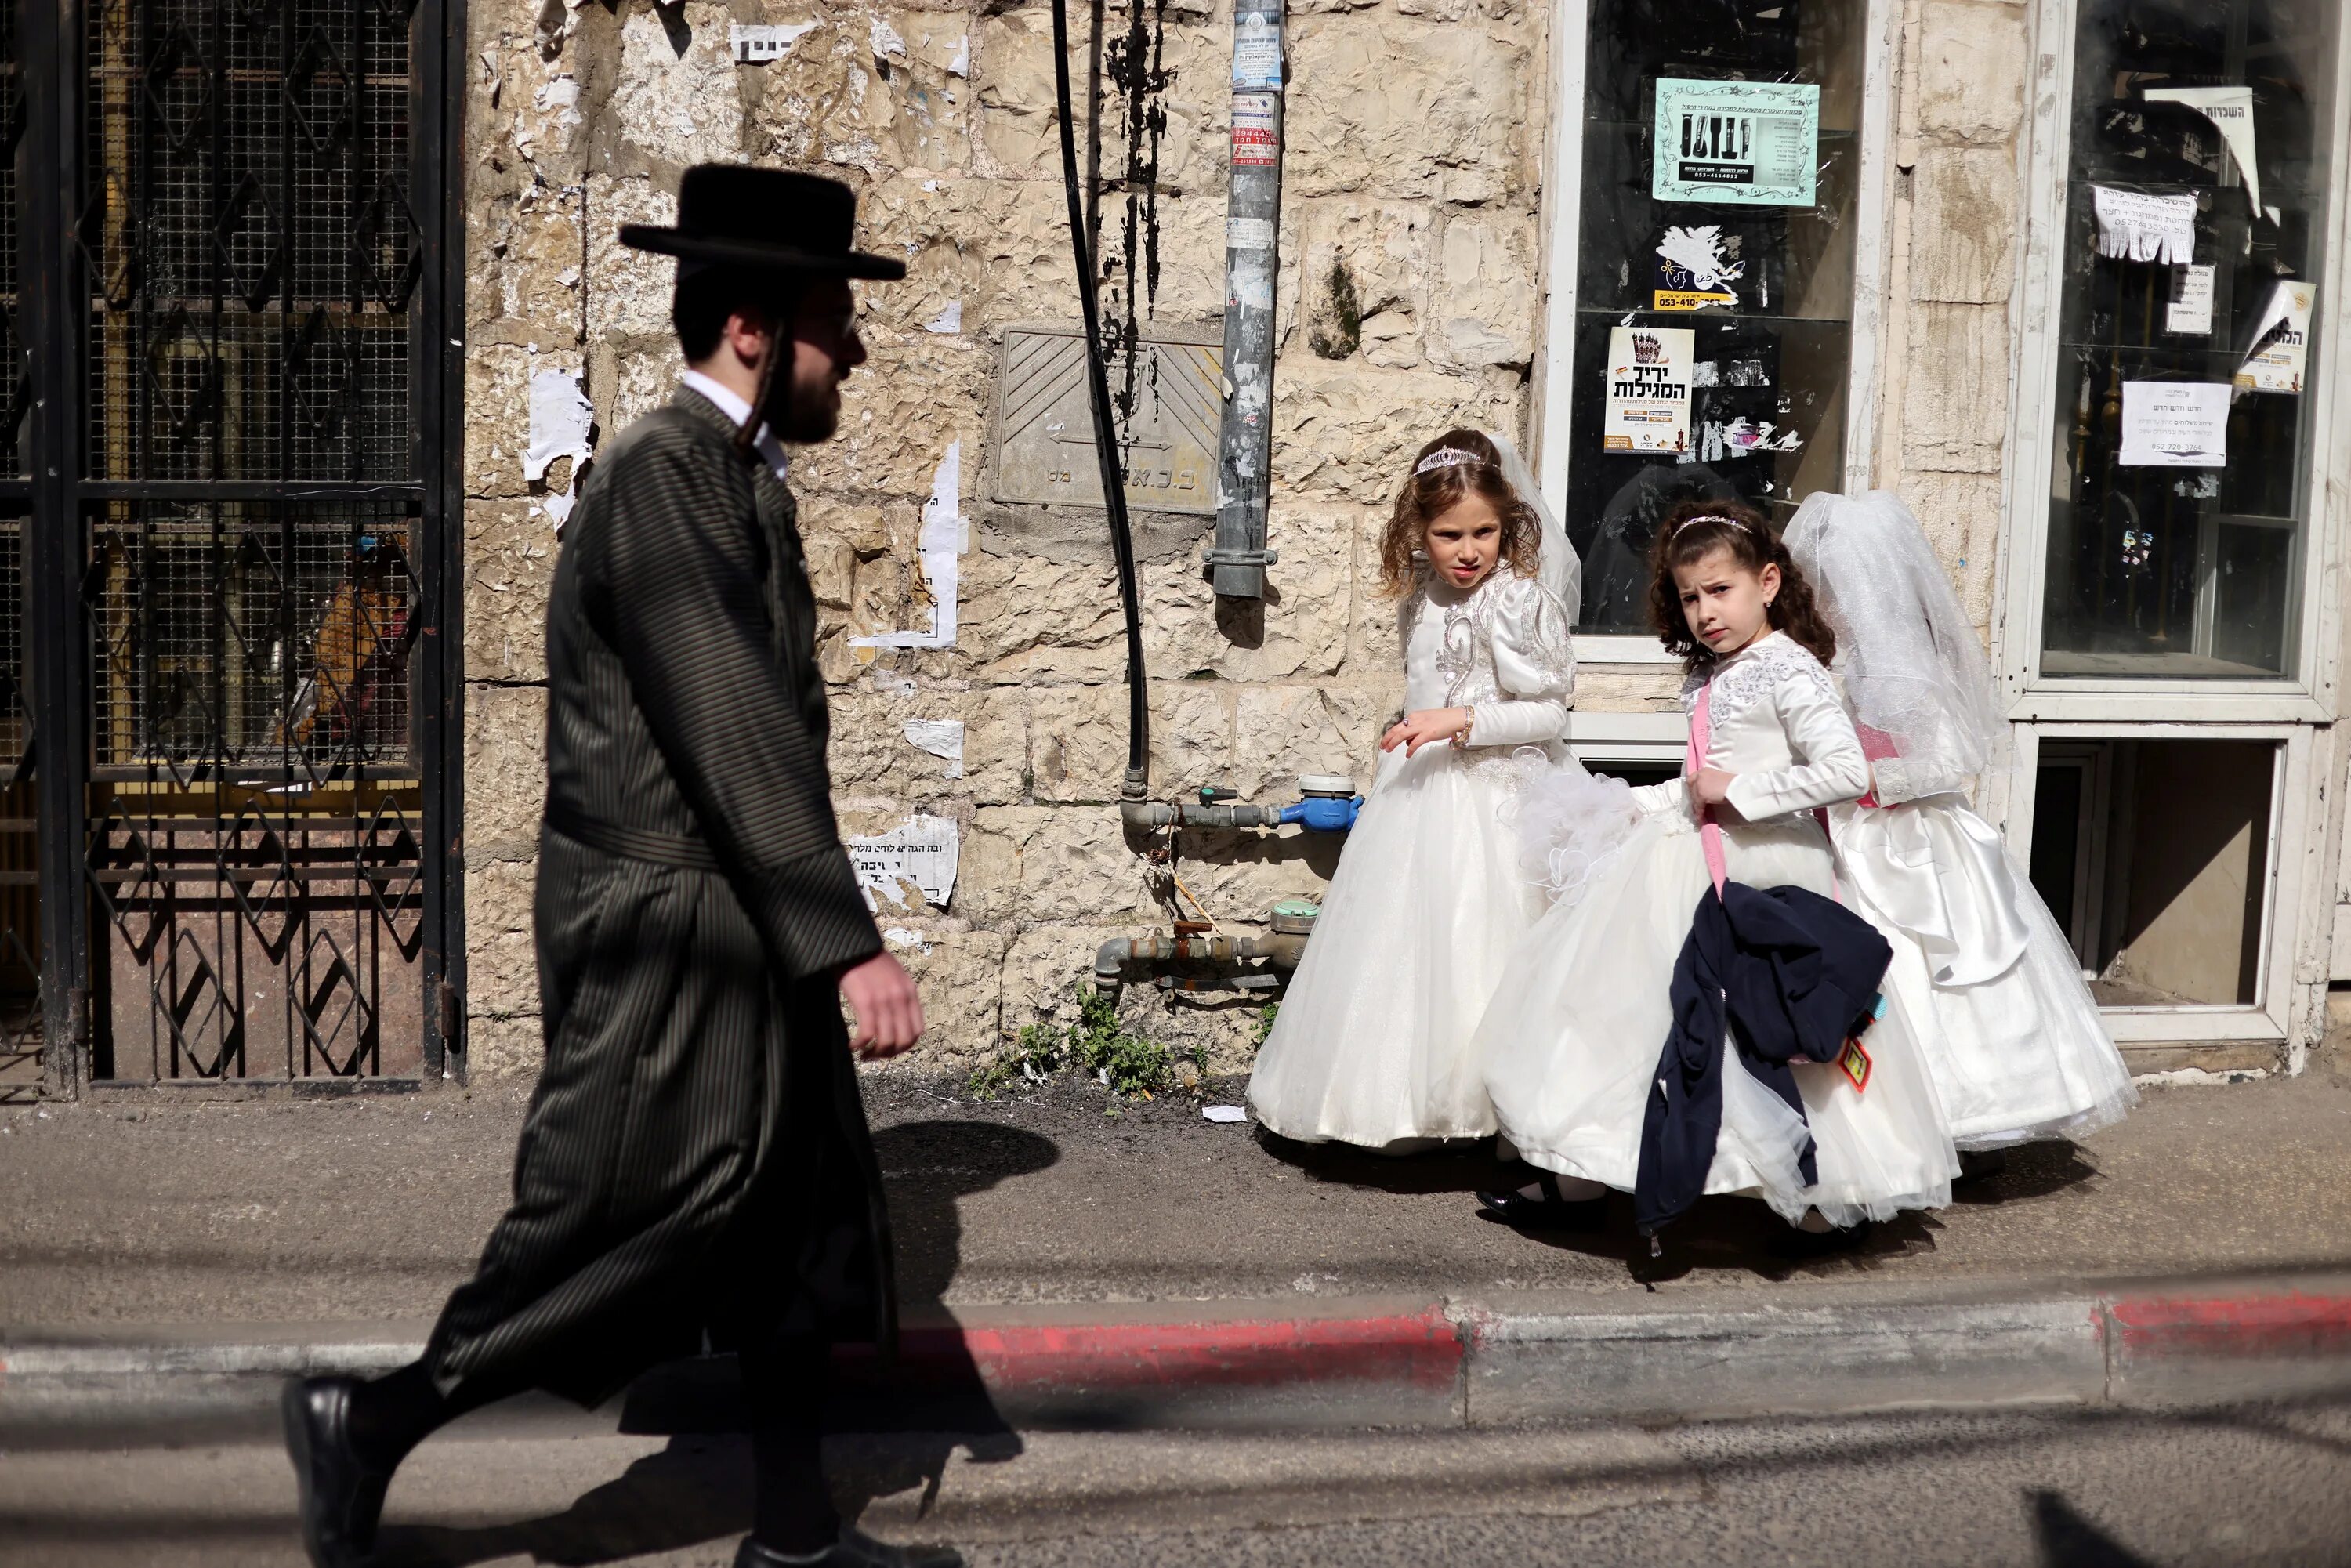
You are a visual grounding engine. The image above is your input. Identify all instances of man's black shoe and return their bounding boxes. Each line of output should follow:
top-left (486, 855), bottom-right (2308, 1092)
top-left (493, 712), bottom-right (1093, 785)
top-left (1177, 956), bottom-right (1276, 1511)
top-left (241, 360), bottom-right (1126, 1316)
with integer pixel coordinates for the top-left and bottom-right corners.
top-left (281, 1375), bottom-right (393, 1568)
top-left (735, 1526), bottom-right (965, 1567)
top-left (1475, 1171), bottom-right (1606, 1228)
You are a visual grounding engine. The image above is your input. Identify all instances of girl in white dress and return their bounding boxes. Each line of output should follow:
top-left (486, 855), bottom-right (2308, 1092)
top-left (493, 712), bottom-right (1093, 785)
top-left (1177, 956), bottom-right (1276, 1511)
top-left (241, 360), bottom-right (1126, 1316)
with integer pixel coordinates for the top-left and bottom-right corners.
top-left (1477, 502), bottom-right (1958, 1233)
top-left (1248, 429), bottom-right (1583, 1150)
top-left (1787, 491), bottom-right (2135, 1150)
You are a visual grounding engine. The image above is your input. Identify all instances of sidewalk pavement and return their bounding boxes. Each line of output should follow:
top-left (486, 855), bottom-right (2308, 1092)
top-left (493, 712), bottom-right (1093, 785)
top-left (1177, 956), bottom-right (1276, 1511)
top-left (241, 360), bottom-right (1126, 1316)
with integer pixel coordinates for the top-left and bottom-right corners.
top-left (4, 1063), bottom-right (2349, 1433)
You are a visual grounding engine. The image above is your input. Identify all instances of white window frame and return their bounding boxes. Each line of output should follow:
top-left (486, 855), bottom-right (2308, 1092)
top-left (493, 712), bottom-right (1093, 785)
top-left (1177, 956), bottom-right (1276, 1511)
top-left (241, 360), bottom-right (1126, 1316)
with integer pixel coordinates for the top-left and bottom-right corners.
top-left (1991, 0), bottom-right (2351, 725)
top-left (2004, 721), bottom-right (2308, 1047)
top-left (1531, 0), bottom-right (1904, 664)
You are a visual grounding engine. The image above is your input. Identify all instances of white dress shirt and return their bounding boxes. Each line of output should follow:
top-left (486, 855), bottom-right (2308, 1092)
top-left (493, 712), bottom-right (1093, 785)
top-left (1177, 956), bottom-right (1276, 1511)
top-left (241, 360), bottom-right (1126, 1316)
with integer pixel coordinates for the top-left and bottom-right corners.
top-left (679, 368), bottom-right (790, 482)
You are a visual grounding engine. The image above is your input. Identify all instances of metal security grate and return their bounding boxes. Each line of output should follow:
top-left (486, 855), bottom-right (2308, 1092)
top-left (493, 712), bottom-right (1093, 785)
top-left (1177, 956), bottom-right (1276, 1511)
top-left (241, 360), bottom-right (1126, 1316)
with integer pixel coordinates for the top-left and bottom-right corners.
top-left (84, 499), bottom-right (423, 1081)
top-left (81, 0), bottom-right (417, 483)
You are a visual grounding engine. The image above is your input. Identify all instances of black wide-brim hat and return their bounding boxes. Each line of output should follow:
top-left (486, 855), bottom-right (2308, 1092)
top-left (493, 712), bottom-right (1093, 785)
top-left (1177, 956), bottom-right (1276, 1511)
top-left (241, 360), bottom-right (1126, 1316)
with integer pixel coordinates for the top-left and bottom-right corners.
top-left (618, 165), bottom-right (907, 281)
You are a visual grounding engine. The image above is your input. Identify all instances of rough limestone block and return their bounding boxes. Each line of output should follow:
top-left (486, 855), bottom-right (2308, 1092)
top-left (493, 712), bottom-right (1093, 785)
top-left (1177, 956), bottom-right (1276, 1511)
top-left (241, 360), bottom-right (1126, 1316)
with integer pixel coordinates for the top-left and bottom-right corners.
top-left (963, 806), bottom-right (1157, 925)
top-left (1900, 302), bottom-right (2012, 473)
top-left (476, 185), bottom-right (585, 340)
top-left (463, 344), bottom-right (537, 501)
top-left (1231, 683), bottom-right (1389, 799)
top-left (1896, 471), bottom-right (2005, 634)
top-left (609, 2), bottom-right (750, 170)
top-left (1271, 358), bottom-right (1523, 503)
top-left (793, 331), bottom-right (991, 501)
top-left (464, 1012), bottom-right (544, 1081)
top-left (1428, 208), bottom-right (1538, 368)
top-left (875, 925), bottom-right (1009, 1067)
top-left (465, 683), bottom-right (549, 867)
top-left (1574, 665), bottom-right (1692, 712)
top-left (953, 544), bottom-right (1135, 686)
top-left (849, 10), bottom-right (975, 176)
top-left (594, 338), bottom-right (688, 440)
top-left (1915, 1), bottom-right (2028, 146)
top-left (827, 683), bottom-right (1027, 807)
top-left (1294, 197), bottom-right (1438, 356)
top-left (1028, 682), bottom-right (1237, 804)
top-left (1146, 508), bottom-right (1355, 683)
top-left (584, 172), bottom-right (680, 342)
top-left (975, 7), bottom-right (1222, 188)
top-left (465, 856), bottom-right (541, 1019)
top-left (466, 501), bottom-right (558, 684)
top-left (1284, 20), bottom-right (1529, 202)
top-left (1909, 146), bottom-right (2020, 305)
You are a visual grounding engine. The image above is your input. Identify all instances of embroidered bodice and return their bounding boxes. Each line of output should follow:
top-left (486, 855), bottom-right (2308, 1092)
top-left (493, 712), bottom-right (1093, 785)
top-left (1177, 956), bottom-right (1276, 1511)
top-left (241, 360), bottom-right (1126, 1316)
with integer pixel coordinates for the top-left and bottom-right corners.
top-left (1397, 571), bottom-right (1576, 748)
top-left (1636, 631), bottom-right (1869, 822)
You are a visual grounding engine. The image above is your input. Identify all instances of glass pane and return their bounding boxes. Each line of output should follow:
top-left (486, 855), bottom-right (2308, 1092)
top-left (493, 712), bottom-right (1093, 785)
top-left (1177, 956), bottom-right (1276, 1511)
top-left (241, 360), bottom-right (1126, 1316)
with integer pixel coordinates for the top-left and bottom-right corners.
top-left (1564, 0), bottom-right (1867, 635)
top-left (2031, 739), bottom-right (2277, 1006)
top-left (2040, 1), bottom-right (2339, 678)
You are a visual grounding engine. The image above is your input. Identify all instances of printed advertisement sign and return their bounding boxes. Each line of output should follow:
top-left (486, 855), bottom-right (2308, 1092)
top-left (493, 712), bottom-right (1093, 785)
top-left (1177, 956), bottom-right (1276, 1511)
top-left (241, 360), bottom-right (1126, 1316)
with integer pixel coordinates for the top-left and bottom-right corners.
top-left (1653, 79), bottom-right (1819, 208)
top-left (2237, 281), bottom-right (2315, 393)
top-left (1603, 325), bottom-right (1695, 454)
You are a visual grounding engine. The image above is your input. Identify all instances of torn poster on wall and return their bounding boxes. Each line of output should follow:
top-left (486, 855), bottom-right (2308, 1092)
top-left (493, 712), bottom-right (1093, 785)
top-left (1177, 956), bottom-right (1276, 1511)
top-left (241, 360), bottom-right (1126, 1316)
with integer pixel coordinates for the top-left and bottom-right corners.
top-left (2236, 280), bottom-right (2314, 393)
top-left (848, 813), bottom-right (961, 911)
top-left (2092, 186), bottom-right (2197, 265)
top-left (1653, 225), bottom-right (1744, 310)
top-left (2118, 381), bottom-right (2230, 467)
top-left (1603, 326), bottom-right (1694, 454)
top-left (901, 718), bottom-right (965, 779)
top-left (853, 442), bottom-right (970, 651)
top-left (1698, 418), bottom-right (1802, 463)
top-left (1653, 79), bottom-right (1819, 208)
top-left (2141, 85), bottom-right (2259, 214)
top-left (526, 368), bottom-right (596, 532)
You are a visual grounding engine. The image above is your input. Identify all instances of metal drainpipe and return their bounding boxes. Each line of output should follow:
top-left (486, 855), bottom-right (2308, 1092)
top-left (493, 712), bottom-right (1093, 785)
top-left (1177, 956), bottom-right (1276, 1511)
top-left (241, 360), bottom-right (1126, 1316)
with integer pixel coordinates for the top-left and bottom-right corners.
top-left (1208, 0), bottom-right (1284, 600)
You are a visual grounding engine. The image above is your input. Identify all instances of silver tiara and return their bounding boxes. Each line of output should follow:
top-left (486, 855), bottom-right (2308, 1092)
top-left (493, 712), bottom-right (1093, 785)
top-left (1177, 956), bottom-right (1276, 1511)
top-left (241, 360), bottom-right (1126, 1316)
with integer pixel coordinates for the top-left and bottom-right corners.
top-left (1672, 512), bottom-right (1752, 537)
top-left (1413, 447), bottom-right (1483, 476)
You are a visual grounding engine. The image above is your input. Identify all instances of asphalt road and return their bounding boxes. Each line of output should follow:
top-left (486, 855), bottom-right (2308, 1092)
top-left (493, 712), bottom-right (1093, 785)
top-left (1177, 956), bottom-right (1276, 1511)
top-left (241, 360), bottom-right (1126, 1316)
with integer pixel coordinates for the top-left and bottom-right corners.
top-left (2, 1396), bottom-right (2346, 1566)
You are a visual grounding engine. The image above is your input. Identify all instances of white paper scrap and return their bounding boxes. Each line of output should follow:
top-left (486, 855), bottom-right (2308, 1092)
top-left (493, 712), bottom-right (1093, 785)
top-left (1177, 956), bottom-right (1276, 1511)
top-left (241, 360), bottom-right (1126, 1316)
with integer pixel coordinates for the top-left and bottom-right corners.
top-left (924, 300), bottom-right (964, 335)
top-left (947, 35), bottom-right (969, 77)
top-left (2092, 186), bottom-right (2198, 265)
top-left (853, 443), bottom-right (969, 650)
top-left (870, 18), bottom-right (907, 60)
top-left (903, 718), bottom-right (965, 778)
top-left (849, 814), bottom-right (960, 911)
top-left (2143, 85), bottom-right (2259, 214)
top-left (2166, 263), bottom-right (2215, 335)
top-left (2237, 280), bottom-right (2314, 393)
top-left (730, 22), bottom-right (817, 63)
top-left (524, 369), bottom-right (594, 484)
top-left (1202, 1105), bottom-right (1249, 1124)
top-left (2118, 381), bottom-right (2230, 467)
top-left (1226, 216), bottom-right (1276, 252)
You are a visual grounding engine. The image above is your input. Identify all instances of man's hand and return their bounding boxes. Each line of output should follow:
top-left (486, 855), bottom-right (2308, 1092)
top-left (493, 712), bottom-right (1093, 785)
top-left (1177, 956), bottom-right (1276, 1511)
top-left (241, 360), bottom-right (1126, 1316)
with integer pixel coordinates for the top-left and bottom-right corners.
top-left (1380, 706), bottom-right (1473, 759)
top-left (1690, 767), bottom-right (1740, 813)
top-left (839, 951), bottom-right (924, 1059)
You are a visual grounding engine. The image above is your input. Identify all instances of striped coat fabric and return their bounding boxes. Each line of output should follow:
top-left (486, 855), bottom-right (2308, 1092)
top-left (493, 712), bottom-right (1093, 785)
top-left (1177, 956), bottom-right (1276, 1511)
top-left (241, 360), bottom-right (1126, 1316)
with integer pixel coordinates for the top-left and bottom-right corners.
top-left (423, 389), bottom-right (893, 1408)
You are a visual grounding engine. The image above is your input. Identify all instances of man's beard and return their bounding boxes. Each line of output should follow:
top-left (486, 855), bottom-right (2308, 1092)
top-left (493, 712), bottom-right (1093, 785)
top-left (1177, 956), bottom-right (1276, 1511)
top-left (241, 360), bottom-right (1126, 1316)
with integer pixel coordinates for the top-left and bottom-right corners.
top-left (768, 371), bottom-right (839, 444)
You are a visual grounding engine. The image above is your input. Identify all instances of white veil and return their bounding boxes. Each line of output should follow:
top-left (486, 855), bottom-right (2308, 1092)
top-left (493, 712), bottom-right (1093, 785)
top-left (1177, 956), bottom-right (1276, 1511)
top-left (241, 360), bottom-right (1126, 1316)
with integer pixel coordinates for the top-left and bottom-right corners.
top-left (1488, 429), bottom-right (1581, 621)
top-left (1784, 491), bottom-right (1999, 790)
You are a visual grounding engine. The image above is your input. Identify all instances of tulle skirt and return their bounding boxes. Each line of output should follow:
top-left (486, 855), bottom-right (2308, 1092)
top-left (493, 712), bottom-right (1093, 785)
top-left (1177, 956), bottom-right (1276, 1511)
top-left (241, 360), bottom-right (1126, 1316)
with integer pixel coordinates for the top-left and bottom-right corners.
top-left (1478, 809), bottom-right (1959, 1228)
top-left (1835, 800), bottom-right (2137, 1150)
top-left (1247, 742), bottom-right (1566, 1148)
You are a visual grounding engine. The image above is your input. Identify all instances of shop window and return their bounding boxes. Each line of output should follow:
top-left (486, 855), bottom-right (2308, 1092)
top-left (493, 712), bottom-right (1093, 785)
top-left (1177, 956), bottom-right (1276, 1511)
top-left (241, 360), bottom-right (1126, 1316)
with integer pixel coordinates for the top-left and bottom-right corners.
top-left (1559, 0), bottom-right (1868, 633)
top-left (2039, 1), bottom-right (2339, 679)
top-left (2028, 739), bottom-right (2277, 1005)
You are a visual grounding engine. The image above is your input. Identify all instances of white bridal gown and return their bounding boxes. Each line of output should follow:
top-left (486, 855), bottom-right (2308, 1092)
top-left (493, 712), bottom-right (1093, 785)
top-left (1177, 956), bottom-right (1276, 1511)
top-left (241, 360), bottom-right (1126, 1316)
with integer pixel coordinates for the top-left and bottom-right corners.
top-left (1479, 632), bottom-right (1959, 1226)
top-left (1248, 570), bottom-right (1578, 1150)
top-left (1831, 750), bottom-right (2136, 1150)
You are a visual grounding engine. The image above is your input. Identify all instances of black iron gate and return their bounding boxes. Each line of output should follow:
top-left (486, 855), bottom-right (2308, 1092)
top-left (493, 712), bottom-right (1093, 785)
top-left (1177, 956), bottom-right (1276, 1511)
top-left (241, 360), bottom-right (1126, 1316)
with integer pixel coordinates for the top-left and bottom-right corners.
top-left (5, 0), bottom-right (463, 1094)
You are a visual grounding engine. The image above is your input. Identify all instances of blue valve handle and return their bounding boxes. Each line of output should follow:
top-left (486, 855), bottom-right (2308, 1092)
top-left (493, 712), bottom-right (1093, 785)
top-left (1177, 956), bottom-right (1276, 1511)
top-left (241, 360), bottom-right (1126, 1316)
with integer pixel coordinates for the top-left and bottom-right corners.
top-left (1278, 795), bottom-right (1363, 832)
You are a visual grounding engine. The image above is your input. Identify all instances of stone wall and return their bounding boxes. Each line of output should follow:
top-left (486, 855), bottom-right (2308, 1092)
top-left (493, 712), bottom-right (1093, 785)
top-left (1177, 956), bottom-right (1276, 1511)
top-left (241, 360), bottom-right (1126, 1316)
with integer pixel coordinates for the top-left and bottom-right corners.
top-left (458, 0), bottom-right (1545, 1078)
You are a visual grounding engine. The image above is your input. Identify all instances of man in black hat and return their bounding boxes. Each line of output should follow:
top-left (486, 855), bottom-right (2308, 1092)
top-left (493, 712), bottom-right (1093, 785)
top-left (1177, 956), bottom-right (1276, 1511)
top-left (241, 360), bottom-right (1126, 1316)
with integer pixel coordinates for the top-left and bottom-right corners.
top-left (281, 166), bottom-right (956, 1568)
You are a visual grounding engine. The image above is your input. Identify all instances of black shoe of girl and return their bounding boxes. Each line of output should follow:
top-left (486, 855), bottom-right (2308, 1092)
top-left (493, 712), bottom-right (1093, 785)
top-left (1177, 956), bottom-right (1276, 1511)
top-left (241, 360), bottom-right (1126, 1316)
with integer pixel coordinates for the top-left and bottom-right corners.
top-left (735, 1528), bottom-right (964, 1567)
top-left (1771, 1215), bottom-right (1876, 1259)
top-left (1475, 1171), bottom-right (1607, 1228)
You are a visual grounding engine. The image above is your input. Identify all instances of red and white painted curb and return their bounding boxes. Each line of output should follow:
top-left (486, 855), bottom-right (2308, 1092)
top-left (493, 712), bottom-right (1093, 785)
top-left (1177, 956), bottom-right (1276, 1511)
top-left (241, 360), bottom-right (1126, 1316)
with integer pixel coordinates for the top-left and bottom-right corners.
top-left (5, 1279), bottom-right (2349, 1433)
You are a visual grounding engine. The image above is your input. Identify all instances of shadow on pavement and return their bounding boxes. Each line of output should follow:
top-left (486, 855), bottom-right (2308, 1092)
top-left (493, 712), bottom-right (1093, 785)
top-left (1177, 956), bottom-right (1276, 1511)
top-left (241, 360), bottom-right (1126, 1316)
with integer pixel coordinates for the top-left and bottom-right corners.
top-left (374, 1120), bottom-right (1058, 1566)
top-left (2028, 1487), bottom-right (2160, 1566)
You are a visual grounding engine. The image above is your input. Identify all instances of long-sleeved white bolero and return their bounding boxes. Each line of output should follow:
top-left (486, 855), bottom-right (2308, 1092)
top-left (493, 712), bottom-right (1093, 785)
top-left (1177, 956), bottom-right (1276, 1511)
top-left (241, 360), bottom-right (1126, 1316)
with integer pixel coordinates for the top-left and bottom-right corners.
top-left (1636, 630), bottom-right (1870, 824)
top-left (1399, 570), bottom-right (1577, 750)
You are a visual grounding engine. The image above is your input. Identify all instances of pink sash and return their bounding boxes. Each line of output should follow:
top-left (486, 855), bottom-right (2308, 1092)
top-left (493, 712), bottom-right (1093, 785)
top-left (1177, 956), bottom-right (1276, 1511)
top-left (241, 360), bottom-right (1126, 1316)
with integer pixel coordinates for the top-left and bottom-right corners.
top-left (1686, 681), bottom-right (1838, 900)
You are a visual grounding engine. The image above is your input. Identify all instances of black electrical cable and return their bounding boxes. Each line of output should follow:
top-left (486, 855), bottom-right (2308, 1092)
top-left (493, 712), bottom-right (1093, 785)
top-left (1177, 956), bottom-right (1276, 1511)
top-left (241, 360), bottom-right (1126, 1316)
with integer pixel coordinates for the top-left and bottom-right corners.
top-left (1051, 0), bottom-right (1150, 778)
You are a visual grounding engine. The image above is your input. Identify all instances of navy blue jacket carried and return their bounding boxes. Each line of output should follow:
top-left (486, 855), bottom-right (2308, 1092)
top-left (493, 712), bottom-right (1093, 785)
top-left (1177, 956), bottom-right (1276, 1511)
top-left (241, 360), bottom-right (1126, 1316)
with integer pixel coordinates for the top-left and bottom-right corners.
top-left (1635, 880), bottom-right (1893, 1237)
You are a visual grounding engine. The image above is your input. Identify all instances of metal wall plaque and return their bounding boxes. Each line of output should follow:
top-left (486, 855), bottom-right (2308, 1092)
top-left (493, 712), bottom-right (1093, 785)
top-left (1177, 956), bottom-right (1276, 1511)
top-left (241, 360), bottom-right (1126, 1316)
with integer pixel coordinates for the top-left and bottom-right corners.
top-left (989, 324), bottom-right (1223, 516)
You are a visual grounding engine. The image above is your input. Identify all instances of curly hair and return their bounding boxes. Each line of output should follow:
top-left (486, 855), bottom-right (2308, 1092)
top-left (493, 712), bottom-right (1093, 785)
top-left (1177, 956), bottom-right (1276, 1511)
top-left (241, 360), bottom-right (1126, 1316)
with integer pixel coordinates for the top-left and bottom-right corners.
top-left (1647, 498), bottom-right (1836, 671)
top-left (1376, 429), bottom-right (1543, 598)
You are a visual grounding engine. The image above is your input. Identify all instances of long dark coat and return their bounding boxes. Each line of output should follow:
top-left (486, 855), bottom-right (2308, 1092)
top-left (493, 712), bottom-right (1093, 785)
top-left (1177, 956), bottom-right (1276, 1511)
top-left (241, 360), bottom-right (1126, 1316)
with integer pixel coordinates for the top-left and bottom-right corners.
top-left (424, 389), bottom-right (893, 1409)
